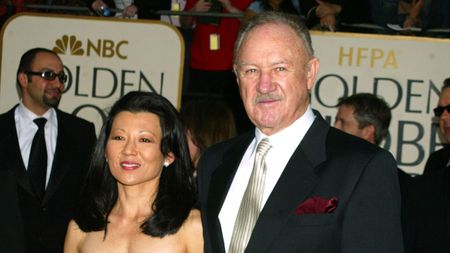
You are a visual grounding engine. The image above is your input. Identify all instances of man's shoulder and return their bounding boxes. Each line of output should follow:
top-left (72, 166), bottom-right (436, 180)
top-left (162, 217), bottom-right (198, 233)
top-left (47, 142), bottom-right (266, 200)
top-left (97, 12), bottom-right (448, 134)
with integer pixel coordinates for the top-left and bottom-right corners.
top-left (197, 132), bottom-right (253, 171)
top-left (423, 145), bottom-right (450, 174)
top-left (326, 126), bottom-right (381, 155)
top-left (0, 106), bottom-right (18, 127)
top-left (55, 109), bottom-right (94, 128)
top-left (204, 132), bottom-right (253, 157)
top-left (0, 106), bottom-right (17, 119)
top-left (428, 146), bottom-right (450, 159)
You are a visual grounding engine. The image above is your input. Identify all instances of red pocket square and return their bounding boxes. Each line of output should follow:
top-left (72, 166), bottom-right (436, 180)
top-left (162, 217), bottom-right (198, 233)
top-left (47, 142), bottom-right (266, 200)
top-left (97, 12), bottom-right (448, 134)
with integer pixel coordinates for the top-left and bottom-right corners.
top-left (295, 196), bottom-right (338, 215)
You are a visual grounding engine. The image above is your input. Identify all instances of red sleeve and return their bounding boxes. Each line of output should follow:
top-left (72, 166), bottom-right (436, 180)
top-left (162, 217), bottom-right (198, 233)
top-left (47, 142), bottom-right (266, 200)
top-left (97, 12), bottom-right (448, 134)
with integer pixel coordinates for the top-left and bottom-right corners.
top-left (184, 0), bottom-right (197, 11)
top-left (232, 0), bottom-right (253, 11)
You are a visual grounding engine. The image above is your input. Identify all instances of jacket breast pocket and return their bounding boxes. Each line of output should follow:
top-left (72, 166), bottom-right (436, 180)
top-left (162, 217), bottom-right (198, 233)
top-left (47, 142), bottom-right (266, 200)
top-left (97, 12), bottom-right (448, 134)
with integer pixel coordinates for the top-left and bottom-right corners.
top-left (287, 212), bottom-right (335, 227)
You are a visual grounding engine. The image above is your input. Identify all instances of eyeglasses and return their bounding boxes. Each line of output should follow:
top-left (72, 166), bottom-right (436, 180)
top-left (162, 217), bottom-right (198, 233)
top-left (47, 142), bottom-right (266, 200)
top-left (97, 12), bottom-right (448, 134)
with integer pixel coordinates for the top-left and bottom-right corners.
top-left (25, 71), bottom-right (67, 83)
top-left (433, 105), bottom-right (450, 117)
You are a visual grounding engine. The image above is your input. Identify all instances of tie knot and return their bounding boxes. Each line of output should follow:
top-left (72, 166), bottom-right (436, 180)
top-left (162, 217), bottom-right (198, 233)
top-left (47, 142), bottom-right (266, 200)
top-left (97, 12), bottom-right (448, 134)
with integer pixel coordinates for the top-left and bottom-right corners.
top-left (34, 118), bottom-right (47, 129)
top-left (256, 138), bottom-right (271, 157)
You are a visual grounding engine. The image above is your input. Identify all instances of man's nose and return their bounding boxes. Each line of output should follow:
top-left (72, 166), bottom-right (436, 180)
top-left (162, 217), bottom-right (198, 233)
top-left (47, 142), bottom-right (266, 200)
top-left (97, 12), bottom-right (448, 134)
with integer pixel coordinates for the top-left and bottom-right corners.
top-left (257, 71), bottom-right (275, 93)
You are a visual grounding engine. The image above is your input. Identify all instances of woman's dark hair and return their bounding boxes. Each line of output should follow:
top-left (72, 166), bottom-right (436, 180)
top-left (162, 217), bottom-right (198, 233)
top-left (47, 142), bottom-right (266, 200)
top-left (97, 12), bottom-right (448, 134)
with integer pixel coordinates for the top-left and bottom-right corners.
top-left (180, 99), bottom-right (237, 157)
top-left (75, 91), bottom-right (196, 238)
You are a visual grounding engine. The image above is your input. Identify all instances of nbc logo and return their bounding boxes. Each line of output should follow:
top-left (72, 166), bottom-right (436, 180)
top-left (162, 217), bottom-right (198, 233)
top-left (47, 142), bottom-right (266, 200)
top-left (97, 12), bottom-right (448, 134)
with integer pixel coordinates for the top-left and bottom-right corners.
top-left (53, 35), bottom-right (84, 56)
top-left (52, 35), bottom-right (128, 59)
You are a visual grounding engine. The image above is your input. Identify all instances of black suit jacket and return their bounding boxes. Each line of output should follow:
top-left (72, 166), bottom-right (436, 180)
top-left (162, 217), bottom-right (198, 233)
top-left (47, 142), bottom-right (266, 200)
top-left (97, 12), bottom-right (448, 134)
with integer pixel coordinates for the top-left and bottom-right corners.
top-left (0, 106), bottom-right (96, 253)
top-left (197, 112), bottom-right (403, 253)
top-left (404, 169), bottom-right (450, 252)
top-left (422, 146), bottom-right (450, 175)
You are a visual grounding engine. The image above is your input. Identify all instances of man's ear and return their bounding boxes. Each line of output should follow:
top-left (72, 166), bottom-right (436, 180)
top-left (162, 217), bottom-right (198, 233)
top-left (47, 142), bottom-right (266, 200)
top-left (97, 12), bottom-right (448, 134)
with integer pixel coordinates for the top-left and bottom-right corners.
top-left (306, 57), bottom-right (320, 91)
top-left (362, 125), bottom-right (376, 144)
top-left (17, 72), bottom-right (28, 89)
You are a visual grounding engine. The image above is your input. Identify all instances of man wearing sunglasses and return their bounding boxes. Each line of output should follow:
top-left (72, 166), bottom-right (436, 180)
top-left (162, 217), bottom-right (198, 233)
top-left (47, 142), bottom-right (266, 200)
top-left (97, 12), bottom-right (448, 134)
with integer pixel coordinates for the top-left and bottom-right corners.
top-left (0, 47), bottom-right (96, 253)
top-left (401, 77), bottom-right (450, 253)
top-left (423, 78), bottom-right (450, 175)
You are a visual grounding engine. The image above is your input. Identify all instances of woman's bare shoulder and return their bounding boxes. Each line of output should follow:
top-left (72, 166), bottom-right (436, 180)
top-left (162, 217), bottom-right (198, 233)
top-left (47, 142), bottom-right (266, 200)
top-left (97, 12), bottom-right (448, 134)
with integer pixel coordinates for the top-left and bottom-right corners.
top-left (181, 209), bottom-right (203, 253)
top-left (64, 220), bottom-right (86, 253)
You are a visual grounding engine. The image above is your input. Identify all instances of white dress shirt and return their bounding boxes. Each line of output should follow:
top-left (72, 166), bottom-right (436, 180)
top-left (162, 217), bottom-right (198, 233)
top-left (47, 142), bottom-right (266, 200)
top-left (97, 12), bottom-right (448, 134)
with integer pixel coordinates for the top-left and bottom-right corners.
top-left (219, 106), bottom-right (316, 252)
top-left (15, 102), bottom-right (58, 188)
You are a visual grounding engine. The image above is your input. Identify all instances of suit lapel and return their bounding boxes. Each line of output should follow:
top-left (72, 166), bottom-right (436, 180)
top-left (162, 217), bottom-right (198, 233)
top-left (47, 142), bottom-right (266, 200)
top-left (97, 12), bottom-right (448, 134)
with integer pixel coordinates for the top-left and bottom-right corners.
top-left (207, 134), bottom-right (254, 253)
top-left (246, 112), bottom-right (329, 252)
top-left (1, 107), bottom-right (35, 196)
top-left (43, 110), bottom-right (69, 204)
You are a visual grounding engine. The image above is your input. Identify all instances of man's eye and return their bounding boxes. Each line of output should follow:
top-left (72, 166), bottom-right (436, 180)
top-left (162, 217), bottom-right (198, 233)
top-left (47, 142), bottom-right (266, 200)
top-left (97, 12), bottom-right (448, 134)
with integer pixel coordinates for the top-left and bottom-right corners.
top-left (275, 66), bottom-right (287, 72)
top-left (243, 68), bottom-right (257, 75)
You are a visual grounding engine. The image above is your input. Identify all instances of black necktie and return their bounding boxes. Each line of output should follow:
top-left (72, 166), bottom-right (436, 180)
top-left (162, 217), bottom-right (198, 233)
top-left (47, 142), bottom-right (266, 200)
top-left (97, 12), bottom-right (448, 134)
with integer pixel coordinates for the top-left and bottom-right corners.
top-left (28, 118), bottom-right (47, 200)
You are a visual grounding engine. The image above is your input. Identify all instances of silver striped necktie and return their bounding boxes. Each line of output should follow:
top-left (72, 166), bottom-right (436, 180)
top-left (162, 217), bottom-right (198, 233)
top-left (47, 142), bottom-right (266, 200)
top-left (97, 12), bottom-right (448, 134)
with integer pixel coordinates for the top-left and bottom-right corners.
top-left (229, 138), bottom-right (272, 253)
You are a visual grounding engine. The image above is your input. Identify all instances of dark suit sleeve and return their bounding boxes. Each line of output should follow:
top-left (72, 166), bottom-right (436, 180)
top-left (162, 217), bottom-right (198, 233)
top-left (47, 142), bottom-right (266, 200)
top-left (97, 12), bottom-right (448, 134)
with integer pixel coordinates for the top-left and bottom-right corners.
top-left (342, 150), bottom-right (403, 253)
top-left (197, 147), bottom-right (222, 253)
top-left (0, 169), bottom-right (25, 253)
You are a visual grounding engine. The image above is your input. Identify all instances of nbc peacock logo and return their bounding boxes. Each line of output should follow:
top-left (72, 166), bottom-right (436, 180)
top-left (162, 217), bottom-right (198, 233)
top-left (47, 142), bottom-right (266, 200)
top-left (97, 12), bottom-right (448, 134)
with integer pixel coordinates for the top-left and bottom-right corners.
top-left (52, 35), bottom-right (128, 59)
top-left (53, 35), bottom-right (84, 56)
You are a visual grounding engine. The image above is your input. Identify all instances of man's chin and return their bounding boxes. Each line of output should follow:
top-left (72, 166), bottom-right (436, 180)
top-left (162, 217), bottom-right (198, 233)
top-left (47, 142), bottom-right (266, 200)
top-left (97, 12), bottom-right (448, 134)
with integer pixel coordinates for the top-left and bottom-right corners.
top-left (44, 97), bottom-right (61, 108)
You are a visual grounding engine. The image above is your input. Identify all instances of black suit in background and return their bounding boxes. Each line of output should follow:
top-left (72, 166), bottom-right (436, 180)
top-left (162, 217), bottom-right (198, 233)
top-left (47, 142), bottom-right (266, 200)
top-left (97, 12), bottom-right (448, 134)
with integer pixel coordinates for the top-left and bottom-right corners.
top-left (403, 168), bottom-right (450, 253)
top-left (0, 106), bottom-right (96, 253)
top-left (198, 112), bottom-right (403, 253)
top-left (422, 145), bottom-right (450, 175)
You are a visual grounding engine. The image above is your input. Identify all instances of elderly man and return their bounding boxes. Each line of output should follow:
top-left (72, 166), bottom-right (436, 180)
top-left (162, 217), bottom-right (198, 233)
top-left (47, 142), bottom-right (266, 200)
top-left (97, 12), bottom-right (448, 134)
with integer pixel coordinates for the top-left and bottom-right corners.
top-left (197, 11), bottom-right (403, 253)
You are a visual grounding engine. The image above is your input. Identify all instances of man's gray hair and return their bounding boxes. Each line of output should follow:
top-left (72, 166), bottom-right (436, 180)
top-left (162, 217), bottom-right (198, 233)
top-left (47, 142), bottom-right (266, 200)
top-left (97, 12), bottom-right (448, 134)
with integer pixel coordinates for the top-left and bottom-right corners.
top-left (233, 11), bottom-right (315, 64)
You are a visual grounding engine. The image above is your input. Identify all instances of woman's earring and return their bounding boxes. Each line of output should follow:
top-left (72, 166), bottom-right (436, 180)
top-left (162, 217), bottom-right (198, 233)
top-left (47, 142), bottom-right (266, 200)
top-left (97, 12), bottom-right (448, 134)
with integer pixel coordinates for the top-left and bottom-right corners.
top-left (164, 161), bottom-right (170, 168)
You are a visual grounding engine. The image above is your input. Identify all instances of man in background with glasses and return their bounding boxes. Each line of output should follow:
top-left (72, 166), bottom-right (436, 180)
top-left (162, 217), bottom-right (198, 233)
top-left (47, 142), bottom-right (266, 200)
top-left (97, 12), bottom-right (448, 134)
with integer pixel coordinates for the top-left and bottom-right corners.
top-left (0, 47), bottom-right (96, 253)
top-left (423, 78), bottom-right (450, 175)
top-left (402, 78), bottom-right (450, 252)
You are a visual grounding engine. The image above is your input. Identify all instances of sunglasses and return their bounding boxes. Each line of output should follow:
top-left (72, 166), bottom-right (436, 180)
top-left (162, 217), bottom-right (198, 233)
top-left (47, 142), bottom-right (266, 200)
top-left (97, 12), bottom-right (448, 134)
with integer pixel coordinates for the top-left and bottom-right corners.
top-left (26, 71), bottom-right (67, 83)
top-left (433, 105), bottom-right (450, 117)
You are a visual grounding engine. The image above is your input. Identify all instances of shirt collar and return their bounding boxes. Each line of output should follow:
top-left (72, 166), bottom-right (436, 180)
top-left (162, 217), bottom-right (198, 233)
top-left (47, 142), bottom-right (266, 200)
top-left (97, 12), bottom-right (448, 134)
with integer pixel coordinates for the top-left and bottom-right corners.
top-left (254, 105), bottom-right (316, 153)
top-left (17, 101), bottom-right (56, 125)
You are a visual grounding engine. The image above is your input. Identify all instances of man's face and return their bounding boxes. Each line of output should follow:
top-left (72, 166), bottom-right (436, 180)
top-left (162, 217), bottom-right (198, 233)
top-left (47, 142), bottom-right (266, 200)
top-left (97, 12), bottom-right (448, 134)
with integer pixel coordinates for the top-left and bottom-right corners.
top-left (234, 23), bottom-right (319, 136)
top-left (19, 52), bottom-right (65, 115)
top-left (334, 104), bottom-right (370, 142)
top-left (437, 87), bottom-right (450, 143)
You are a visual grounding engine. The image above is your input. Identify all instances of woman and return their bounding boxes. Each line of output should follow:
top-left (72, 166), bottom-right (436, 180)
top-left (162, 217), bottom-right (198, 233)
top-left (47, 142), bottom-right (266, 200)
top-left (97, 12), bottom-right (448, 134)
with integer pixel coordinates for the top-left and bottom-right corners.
top-left (64, 91), bottom-right (202, 253)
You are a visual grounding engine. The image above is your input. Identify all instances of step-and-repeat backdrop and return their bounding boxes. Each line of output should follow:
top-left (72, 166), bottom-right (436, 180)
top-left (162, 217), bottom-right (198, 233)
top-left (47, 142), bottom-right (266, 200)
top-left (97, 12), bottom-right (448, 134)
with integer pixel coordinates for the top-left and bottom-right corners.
top-left (310, 31), bottom-right (450, 175)
top-left (1, 13), bottom-right (450, 174)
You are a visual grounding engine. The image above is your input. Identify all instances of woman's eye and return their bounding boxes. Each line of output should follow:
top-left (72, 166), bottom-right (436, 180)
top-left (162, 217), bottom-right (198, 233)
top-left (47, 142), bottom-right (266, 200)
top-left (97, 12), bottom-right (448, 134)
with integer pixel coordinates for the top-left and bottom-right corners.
top-left (111, 135), bottom-right (124, 141)
top-left (140, 138), bottom-right (152, 143)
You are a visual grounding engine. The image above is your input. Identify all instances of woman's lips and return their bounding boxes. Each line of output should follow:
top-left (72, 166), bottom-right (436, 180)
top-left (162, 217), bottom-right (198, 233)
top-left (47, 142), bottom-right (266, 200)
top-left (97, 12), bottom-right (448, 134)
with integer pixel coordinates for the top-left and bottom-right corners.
top-left (120, 161), bottom-right (140, 170)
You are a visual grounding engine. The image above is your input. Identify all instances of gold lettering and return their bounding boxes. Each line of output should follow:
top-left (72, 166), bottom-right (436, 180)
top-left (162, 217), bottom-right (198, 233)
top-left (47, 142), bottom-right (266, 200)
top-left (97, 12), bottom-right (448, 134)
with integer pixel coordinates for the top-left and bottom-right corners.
top-left (86, 39), bottom-right (101, 56)
top-left (383, 50), bottom-right (398, 69)
top-left (116, 41), bottom-right (128, 59)
top-left (370, 48), bottom-right (384, 67)
top-left (338, 47), bottom-right (353, 66)
top-left (356, 48), bottom-right (368, 67)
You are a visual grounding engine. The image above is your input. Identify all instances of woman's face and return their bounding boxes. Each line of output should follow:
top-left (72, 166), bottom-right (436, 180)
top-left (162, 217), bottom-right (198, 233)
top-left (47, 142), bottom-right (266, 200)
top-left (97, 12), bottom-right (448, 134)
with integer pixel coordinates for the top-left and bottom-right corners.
top-left (106, 111), bottom-right (174, 187)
